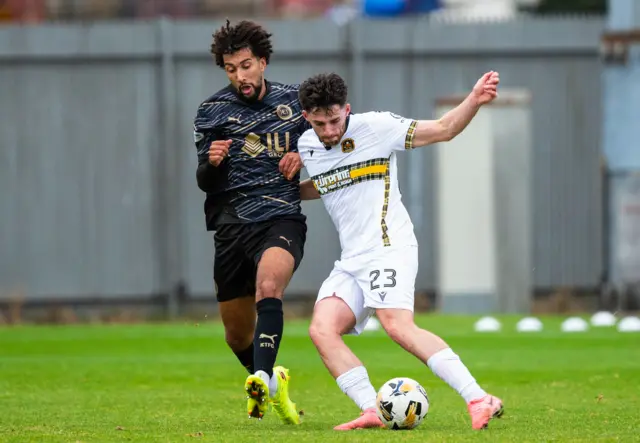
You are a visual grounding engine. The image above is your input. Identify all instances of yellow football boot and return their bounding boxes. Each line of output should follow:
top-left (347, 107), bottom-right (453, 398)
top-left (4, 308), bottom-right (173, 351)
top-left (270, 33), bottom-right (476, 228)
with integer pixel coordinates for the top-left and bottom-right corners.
top-left (244, 374), bottom-right (269, 419)
top-left (270, 366), bottom-right (301, 425)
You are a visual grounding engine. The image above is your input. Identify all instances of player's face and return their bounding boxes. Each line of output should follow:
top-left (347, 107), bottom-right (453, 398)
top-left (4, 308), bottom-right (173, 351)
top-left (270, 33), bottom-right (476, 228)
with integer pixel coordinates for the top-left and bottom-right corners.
top-left (303, 104), bottom-right (351, 146)
top-left (223, 48), bottom-right (266, 103)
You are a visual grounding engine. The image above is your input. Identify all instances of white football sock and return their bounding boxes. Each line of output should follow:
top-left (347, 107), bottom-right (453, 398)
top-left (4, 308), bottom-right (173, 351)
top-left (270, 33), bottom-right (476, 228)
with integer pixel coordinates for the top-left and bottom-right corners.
top-left (427, 348), bottom-right (487, 403)
top-left (336, 366), bottom-right (377, 411)
top-left (253, 370), bottom-right (279, 399)
top-left (254, 370), bottom-right (270, 387)
top-left (269, 371), bottom-right (279, 398)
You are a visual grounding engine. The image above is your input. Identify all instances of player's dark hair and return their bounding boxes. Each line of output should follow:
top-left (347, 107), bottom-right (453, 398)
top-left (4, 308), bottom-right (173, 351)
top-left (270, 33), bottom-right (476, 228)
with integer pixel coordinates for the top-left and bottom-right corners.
top-left (298, 73), bottom-right (348, 112)
top-left (210, 20), bottom-right (273, 68)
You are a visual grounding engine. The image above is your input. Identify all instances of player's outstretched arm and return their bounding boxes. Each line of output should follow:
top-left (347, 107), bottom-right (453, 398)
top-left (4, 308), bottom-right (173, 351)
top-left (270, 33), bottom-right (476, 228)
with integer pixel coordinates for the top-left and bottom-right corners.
top-left (300, 179), bottom-right (321, 200)
top-left (412, 71), bottom-right (499, 148)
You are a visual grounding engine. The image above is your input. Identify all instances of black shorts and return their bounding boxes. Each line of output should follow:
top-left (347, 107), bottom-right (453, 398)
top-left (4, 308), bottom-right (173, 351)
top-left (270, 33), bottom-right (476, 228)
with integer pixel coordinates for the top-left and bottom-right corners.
top-left (213, 215), bottom-right (307, 302)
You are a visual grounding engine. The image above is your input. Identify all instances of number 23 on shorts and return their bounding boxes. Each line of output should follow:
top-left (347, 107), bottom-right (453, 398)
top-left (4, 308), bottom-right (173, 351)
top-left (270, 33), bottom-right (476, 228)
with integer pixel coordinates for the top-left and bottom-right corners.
top-left (369, 269), bottom-right (397, 291)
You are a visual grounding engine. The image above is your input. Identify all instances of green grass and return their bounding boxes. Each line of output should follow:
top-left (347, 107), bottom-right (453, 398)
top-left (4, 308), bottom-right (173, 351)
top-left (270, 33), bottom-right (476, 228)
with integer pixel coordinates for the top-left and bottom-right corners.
top-left (1, 314), bottom-right (639, 442)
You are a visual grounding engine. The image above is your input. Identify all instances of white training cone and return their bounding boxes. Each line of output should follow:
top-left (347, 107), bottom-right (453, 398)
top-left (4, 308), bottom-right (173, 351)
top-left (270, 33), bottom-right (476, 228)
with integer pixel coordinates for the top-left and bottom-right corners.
top-left (474, 316), bottom-right (502, 332)
top-left (561, 317), bottom-right (589, 332)
top-left (364, 316), bottom-right (381, 332)
top-left (590, 311), bottom-right (617, 327)
top-left (617, 316), bottom-right (640, 332)
top-left (516, 317), bottom-right (543, 332)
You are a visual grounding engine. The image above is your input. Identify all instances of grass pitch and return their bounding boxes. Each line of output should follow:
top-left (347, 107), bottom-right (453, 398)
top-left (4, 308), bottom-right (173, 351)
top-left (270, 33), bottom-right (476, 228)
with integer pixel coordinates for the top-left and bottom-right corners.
top-left (1, 314), bottom-right (638, 442)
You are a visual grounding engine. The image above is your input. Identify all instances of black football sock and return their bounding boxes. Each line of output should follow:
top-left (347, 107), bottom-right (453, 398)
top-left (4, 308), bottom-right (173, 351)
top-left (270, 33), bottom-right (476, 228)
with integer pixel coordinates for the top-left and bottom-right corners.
top-left (253, 298), bottom-right (284, 378)
top-left (233, 343), bottom-right (254, 374)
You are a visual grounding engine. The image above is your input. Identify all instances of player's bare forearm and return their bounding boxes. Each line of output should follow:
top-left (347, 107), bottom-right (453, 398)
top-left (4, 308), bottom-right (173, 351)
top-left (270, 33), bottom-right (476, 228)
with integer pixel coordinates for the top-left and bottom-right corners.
top-left (412, 94), bottom-right (481, 148)
top-left (300, 179), bottom-right (321, 201)
top-left (412, 71), bottom-right (499, 148)
top-left (437, 94), bottom-right (481, 141)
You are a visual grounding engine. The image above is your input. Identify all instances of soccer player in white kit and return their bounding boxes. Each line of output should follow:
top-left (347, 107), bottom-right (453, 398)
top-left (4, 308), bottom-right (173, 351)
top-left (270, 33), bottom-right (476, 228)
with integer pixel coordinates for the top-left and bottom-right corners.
top-left (296, 72), bottom-right (504, 431)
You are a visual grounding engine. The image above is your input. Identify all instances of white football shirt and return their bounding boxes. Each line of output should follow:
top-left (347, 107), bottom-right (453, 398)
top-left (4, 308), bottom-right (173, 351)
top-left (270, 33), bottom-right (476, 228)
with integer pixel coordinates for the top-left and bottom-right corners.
top-left (298, 111), bottom-right (419, 258)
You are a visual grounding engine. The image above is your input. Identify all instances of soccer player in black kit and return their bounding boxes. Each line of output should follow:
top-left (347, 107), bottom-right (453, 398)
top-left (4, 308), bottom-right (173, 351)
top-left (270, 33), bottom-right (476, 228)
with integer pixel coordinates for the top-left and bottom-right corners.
top-left (193, 20), bottom-right (307, 424)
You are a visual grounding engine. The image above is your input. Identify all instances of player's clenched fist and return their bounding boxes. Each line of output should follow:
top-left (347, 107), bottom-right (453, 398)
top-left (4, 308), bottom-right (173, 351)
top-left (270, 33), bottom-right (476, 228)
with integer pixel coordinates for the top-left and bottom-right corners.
top-left (279, 152), bottom-right (303, 181)
top-left (471, 71), bottom-right (500, 105)
top-left (208, 139), bottom-right (231, 166)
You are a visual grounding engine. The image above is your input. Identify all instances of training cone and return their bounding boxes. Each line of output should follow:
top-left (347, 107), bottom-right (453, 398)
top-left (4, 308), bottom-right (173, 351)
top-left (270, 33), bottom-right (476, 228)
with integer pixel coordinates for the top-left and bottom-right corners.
top-left (364, 317), bottom-right (381, 331)
top-left (561, 317), bottom-right (589, 332)
top-left (617, 316), bottom-right (640, 332)
top-left (516, 317), bottom-right (543, 332)
top-left (590, 311), bottom-right (616, 327)
top-left (474, 316), bottom-right (502, 332)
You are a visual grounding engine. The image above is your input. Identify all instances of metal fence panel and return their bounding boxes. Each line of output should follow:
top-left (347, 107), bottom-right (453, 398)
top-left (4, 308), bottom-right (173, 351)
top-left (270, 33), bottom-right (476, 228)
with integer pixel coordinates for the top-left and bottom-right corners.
top-left (0, 62), bottom-right (161, 298)
top-left (0, 17), bottom-right (605, 301)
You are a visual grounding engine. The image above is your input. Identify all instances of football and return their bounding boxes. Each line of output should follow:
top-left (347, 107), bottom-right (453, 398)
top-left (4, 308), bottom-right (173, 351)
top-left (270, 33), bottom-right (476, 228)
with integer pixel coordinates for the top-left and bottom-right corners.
top-left (376, 377), bottom-right (429, 430)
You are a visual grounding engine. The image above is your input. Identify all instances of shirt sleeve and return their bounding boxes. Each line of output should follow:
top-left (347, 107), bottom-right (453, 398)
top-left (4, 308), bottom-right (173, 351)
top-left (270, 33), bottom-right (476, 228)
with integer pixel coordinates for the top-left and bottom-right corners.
top-left (365, 111), bottom-right (418, 154)
top-left (193, 104), bottom-right (223, 192)
top-left (193, 104), bottom-right (221, 166)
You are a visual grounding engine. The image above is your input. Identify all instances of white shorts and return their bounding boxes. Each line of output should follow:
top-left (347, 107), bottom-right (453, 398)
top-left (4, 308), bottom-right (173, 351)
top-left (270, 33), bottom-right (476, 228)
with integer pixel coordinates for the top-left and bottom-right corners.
top-left (316, 246), bottom-right (418, 336)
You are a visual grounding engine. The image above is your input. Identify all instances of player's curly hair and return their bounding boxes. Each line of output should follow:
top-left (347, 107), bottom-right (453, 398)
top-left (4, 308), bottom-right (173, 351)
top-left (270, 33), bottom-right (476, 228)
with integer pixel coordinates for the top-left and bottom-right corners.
top-left (298, 73), bottom-right (348, 112)
top-left (210, 20), bottom-right (273, 68)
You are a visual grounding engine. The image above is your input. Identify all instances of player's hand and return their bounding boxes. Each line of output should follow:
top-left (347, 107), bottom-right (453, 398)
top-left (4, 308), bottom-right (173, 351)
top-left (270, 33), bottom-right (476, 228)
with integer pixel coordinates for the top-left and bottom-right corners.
top-left (208, 140), bottom-right (231, 166)
top-left (472, 71), bottom-right (500, 105)
top-left (279, 152), bottom-right (303, 181)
